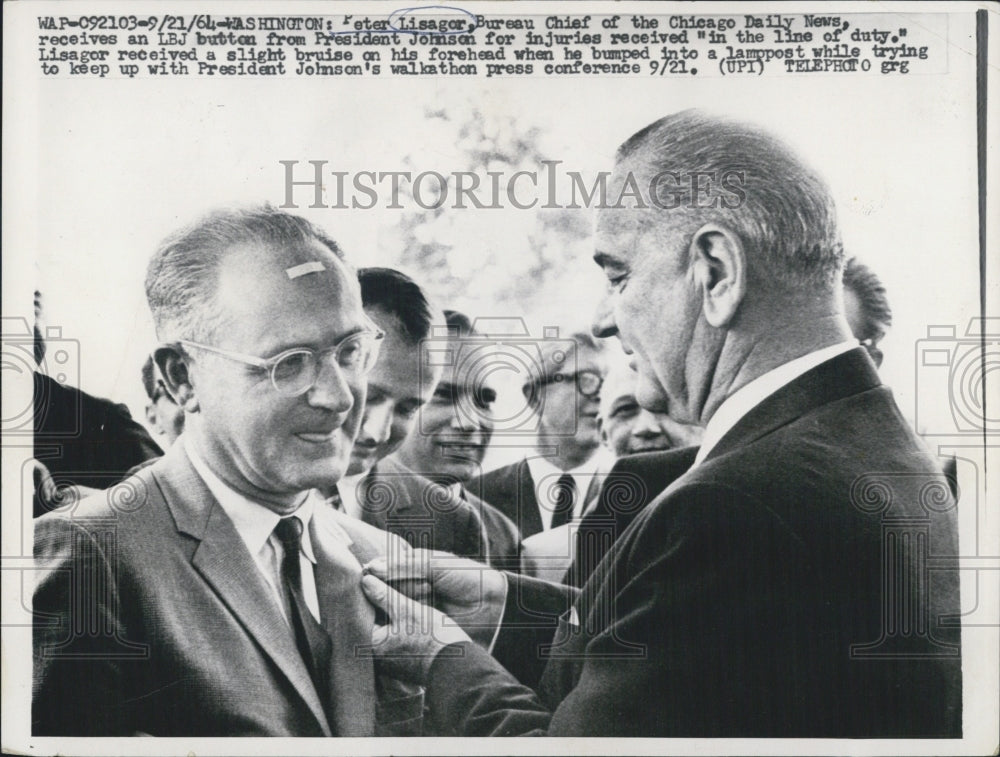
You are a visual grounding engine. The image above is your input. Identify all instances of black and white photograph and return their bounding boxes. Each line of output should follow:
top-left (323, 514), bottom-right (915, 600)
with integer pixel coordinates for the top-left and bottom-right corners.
top-left (2, 1), bottom-right (997, 754)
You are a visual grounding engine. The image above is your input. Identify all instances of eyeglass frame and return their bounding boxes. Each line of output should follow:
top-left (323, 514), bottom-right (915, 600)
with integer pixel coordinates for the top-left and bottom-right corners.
top-left (533, 369), bottom-right (604, 398)
top-left (175, 321), bottom-right (385, 397)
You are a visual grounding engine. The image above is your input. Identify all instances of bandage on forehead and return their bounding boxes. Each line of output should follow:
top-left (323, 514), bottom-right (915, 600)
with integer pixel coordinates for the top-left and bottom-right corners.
top-left (285, 261), bottom-right (326, 280)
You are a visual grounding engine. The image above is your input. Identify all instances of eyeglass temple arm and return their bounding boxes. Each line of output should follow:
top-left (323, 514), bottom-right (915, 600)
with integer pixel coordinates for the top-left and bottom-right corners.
top-left (177, 340), bottom-right (270, 368)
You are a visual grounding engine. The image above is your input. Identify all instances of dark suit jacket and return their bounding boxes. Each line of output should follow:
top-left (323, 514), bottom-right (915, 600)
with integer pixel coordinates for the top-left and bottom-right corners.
top-left (33, 441), bottom-right (424, 736)
top-left (564, 446), bottom-right (698, 588)
top-left (33, 372), bottom-right (163, 517)
top-left (471, 458), bottom-right (602, 539)
top-left (421, 349), bottom-right (963, 737)
top-left (470, 459), bottom-right (542, 537)
top-left (463, 486), bottom-right (521, 572)
top-left (357, 457), bottom-right (488, 563)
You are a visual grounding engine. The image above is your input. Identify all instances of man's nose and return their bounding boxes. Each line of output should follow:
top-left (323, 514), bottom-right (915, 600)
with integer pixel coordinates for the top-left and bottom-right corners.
top-left (360, 401), bottom-right (393, 443)
top-left (305, 360), bottom-right (354, 415)
top-left (632, 409), bottom-right (665, 438)
top-left (592, 293), bottom-right (618, 339)
top-left (449, 403), bottom-right (480, 433)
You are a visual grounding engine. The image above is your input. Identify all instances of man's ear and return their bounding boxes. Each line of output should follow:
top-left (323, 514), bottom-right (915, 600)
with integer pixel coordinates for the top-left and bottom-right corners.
top-left (522, 381), bottom-right (540, 413)
top-left (144, 402), bottom-right (159, 431)
top-left (153, 345), bottom-right (198, 413)
top-left (689, 224), bottom-right (746, 328)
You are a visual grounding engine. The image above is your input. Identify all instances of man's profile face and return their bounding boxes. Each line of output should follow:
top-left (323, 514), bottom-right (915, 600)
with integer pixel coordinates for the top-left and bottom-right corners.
top-left (592, 159), bottom-right (705, 423)
top-left (535, 343), bottom-right (604, 451)
top-left (393, 334), bottom-right (496, 484)
top-left (347, 307), bottom-right (442, 476)
top-left (188, 241), bottom-right (365, 504)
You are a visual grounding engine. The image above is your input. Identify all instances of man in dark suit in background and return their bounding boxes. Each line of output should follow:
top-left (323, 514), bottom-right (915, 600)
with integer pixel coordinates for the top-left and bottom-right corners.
top-left (33, 291), bottom-right (162, 517)
top-left (336, 268), bottom-right (490, 563)
top-left (565, 357), bottom-right (702, 587)
top-left (34, 207), bottom-right (423, 735)
top-left (362, 110), bottom-right (962, 738)
top-left (469, 332), bottom-right (611, 539)
top-left (392, 309), bottom-right (521, 569)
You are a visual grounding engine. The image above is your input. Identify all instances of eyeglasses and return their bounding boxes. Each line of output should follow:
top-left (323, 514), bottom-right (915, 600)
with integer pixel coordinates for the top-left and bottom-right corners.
top-left (536, 369), bottom-right (603, 398)
top-left (178, 323), bottom-right (384, 397)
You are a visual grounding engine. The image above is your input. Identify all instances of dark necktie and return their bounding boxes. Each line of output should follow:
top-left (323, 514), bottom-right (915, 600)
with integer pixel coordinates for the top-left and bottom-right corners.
top-left (274, 517), bottom-right (333, 701)
top-left (550, 473), bottom-right (577, 529)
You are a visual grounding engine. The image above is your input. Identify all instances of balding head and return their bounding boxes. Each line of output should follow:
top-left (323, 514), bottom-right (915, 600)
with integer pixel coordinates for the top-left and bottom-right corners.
top-left (145, 205), bottom-right (349, 344)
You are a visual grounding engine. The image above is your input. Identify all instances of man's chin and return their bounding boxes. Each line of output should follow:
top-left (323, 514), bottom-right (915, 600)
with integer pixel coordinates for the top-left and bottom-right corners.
top-left (635, 378), bottom-right (671, 415)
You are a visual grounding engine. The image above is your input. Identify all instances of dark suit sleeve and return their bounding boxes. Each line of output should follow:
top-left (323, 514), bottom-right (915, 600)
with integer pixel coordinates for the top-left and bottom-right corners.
top-left (492, 573), bottom-right (576, 689)
top-left (454, 500), bottom-right (490, 563)
top-left (420, 483), bottom-right (807, 736)
top-left (543, 482), bottom-right (808, 736)
top-left (33, 516), bottom-right (138, 735)
top-left (425, 642), bottom-right (551, 735)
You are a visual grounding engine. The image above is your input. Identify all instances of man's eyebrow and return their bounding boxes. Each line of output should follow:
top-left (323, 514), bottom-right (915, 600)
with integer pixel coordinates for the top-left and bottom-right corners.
top-left (263, 324), bottom-right (367, 357)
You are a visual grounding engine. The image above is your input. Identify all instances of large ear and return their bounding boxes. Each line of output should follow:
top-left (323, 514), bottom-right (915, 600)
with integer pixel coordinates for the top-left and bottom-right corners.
top-left (522, 380), bottom-right (540, 413)
top-left (144, 402), bottom-right (159, 431)
top-left (689, 223), bottom-right (746, 328)
top-left (153, 345), bottom-right (198, 413)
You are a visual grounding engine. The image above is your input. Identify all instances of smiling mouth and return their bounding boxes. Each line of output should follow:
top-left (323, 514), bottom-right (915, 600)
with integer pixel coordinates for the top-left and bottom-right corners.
top-left (436, 442), bottom-right (483, 460)
top-left (296, 431), bottom-right (338, 444)
top-left (630, 439), bottom-right (670, 452)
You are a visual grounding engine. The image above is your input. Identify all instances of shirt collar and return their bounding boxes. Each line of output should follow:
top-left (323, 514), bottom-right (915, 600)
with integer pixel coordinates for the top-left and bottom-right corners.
top-left (184, 437), bottom-right (317, 564)
top-left (337, 470), bottom-right (370, 521)
top-left (693, 340), bottom-right (858, 468)
top-left (526, 447), bottom-right (613, 500)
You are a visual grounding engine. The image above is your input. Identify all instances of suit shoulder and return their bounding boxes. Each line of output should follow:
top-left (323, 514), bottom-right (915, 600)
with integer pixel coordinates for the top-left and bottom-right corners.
top-left (622, 479), bottom-right (809, 569)
top-left (469, 461), bottom-right (521, 498)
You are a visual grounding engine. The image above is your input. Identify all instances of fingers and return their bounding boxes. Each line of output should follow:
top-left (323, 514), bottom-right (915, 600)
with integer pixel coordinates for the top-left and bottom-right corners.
top-left (364, 549), bottom-right (434, 602)
top-left (362, 573), bottom-right (428, 632)
top-left (361, 573), bottom-right (392, 613)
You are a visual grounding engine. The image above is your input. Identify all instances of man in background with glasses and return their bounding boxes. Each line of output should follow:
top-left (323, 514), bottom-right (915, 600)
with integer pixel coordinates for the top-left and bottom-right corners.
top-left (471, 331), bottom-right (611, 553)
top-left (33, 206), bottom-right (424, 736)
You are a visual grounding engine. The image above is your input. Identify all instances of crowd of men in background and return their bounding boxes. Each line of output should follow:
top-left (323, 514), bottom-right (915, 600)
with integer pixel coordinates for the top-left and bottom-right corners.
top-left (33, 254), bottom-right (896, 581)
top-left (30, 110), bottom-right (959, 739)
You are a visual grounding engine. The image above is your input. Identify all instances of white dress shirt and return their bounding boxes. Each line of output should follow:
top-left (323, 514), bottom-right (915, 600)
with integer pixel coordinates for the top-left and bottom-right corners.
top-left (185, 438), bottom-right (322, 623)
top-left (692, 340), bottom-right (859, 469)
top-left (337, 470), bottom-right (370, 521)
top-left (526, 448), bottom-right (614, 530)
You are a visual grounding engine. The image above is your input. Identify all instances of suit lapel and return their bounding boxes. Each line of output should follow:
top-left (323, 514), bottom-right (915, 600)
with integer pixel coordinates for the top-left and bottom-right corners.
top-left (705, 347), bottom-right (881, 464)
top-left (152, 443), bottom-right (332, 736)
top-left (517, 459), bottom-right (544, 537)
top-left (311, 513), bottom-right (377, 736)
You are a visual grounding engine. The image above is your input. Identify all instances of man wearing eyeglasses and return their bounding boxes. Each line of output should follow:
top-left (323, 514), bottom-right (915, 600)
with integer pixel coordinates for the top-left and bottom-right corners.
top-left (33, 206), bottom-right (424, 736)
top-left (470, 331), bottom-right (611, 545)
top-left (335, 268), bottom-right (491, 565)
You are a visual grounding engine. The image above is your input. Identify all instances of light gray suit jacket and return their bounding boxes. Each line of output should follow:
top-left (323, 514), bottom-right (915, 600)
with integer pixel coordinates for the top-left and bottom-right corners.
top-left (32, 440), bottom-right (423, 736)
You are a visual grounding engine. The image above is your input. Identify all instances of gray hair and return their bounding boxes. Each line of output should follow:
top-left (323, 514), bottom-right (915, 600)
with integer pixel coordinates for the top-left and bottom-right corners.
top-left (617, 109), bottom-right (844, 291)
top-left (145, 205), bottom-right (346, 342)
